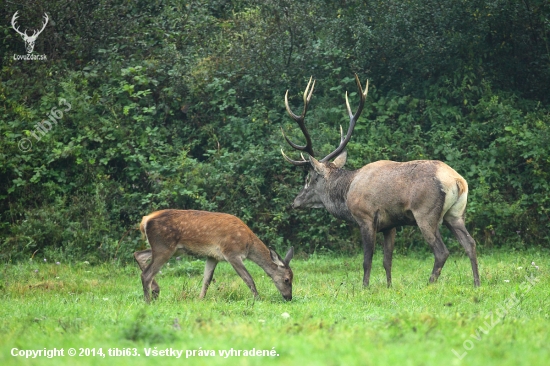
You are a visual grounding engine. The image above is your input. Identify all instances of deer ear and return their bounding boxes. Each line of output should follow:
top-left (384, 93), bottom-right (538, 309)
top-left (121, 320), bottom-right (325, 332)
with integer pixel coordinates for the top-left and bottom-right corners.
top-left (332, 150), bottom-right (347, 168)
top-left (284, 247), bottom-right (294, 266)
top-left (269, 248), bottom-right (285, 267)
top-left (309, 156), bottom-right (329, 177)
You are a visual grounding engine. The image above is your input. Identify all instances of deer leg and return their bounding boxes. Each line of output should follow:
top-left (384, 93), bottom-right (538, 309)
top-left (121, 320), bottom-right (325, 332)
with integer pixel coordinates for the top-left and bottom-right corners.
top-left (199, 257), bottom-right (218, 299)
top-left (226, 256), bottom-right (260, 299)
top-left (444, 218), bottom-right (480, 287)
top-left (430, 229), bottom-right (449, 284)
top-left (140, 247), bottom-right (176, 303)
top-left (418, 223), bottom-right (449, 284)
top-left (134, 249), bottom-right (160, 299)
top-left (360, 224), bottom-right (377, 287)
top-left (382, 228), bottom-right (396, 287)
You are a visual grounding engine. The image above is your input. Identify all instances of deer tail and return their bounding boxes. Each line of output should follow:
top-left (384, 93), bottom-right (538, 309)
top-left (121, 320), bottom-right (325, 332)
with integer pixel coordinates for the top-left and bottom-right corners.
top-left (456, 177), bottom-right (468, 197)
top-left (140, 216), bottom-right (149, 242)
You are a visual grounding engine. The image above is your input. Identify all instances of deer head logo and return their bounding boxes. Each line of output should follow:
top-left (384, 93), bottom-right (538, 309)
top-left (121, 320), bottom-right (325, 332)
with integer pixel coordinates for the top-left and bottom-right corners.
top-left (11, 11), bottom-right (49, 54)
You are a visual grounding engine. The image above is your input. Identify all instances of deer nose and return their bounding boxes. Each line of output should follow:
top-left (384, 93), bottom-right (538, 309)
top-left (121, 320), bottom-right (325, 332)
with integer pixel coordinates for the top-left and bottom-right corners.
top-left (284, 295), bottom-right (292, 301)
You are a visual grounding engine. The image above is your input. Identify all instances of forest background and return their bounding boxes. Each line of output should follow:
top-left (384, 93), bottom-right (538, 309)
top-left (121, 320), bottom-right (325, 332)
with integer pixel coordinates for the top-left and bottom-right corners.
top-left (1, 0), bottom-right (549, 263)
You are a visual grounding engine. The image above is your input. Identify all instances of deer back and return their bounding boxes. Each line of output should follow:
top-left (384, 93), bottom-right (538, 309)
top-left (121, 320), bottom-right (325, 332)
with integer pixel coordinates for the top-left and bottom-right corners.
top-left (347, 160), bottom-right (468, 230)
top-left (141, 210), bottom-right (256, 261)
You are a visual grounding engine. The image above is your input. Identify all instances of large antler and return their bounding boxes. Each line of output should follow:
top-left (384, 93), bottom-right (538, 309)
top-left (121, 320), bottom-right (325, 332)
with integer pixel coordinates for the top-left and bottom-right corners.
top-left (319, 74), bottom-right (368, 163)
top-left (281, 74), bottom-right (369, 166)
top-left (281, 76), bottom-right (316, 166)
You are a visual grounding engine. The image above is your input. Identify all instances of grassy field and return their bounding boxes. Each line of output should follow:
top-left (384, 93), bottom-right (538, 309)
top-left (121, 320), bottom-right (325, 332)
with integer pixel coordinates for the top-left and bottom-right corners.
top-left (0, 249), bottom-right (548, 366)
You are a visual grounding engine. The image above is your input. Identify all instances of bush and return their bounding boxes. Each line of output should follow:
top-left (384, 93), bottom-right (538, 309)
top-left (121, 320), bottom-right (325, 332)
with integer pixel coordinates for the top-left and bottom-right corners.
top-left (1, 0), bottom-right (549, 262)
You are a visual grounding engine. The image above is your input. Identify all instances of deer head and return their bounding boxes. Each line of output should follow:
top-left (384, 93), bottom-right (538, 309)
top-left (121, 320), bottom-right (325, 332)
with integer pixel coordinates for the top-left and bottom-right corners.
top-left (281, 74), bottom-right (369, 210)
top-left (12, 11), bottom-right (49, 54)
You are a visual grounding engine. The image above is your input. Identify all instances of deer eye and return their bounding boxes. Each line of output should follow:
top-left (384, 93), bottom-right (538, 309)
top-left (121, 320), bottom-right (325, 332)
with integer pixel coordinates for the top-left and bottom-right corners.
top-left (284, 278), bottom-right (290, 283)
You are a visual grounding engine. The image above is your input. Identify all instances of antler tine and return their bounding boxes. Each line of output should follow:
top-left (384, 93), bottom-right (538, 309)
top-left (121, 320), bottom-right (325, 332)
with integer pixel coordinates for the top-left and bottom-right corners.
top-left (345, 73), bottom-right (368, 119)
top-left (282, 76), bottom-right (316, 158)
top-left (281, 127), bottom-right (305, 151)
top-left (303, 76), bottom-right (315, 109)
top-left (280, 149), bottom-right (310, 166)
top-left (320, 74), bottom-right (369, 163)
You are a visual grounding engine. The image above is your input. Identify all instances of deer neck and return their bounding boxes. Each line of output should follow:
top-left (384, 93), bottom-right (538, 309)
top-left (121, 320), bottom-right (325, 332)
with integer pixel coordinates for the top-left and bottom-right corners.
top-left (247, 239), bottom-right (279, 277)
top-left (321, 168), bottom-right (357, 223)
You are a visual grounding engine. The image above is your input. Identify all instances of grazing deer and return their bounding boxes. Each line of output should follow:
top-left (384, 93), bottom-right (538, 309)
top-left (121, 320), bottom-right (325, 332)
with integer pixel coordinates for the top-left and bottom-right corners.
top-left (281, 75), bottom-right (480, 287)
top-left (134, 210), bottom-right (294, 302)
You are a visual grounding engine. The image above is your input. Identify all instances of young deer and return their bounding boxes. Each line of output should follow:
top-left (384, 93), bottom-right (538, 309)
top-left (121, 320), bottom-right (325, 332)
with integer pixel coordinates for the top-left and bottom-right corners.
top-left (281, 75), bottom-right (480, 287)
top-left (134, 209), bottom-right (294, 302)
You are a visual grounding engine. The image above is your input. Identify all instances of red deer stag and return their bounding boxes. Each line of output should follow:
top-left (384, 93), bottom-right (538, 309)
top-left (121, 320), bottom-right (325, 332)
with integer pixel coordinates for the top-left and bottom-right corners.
top-left (134, 210), bottom-right (294, 302)
top-left (281, 75), bottom-right (480, 287)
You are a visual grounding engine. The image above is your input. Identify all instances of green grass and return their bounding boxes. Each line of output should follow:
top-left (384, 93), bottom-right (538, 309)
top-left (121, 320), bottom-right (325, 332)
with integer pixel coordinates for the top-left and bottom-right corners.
top-left (0, 250), bottom-right (548, 365)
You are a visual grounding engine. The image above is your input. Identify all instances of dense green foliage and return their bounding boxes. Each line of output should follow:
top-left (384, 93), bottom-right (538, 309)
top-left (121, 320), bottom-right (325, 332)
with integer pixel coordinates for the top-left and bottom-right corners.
top-left (0, 251), bottom-right (548, 365)
top-left (1, 0), bottom-right (549, 261)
